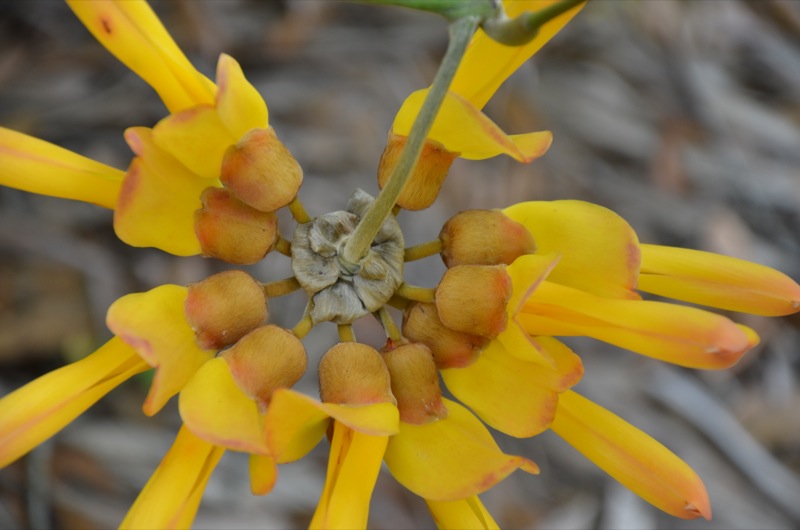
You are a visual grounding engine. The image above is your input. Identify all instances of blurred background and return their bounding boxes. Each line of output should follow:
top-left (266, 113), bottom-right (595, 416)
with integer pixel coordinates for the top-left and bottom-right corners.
top-left (1, 0), bottom-right (799, 528)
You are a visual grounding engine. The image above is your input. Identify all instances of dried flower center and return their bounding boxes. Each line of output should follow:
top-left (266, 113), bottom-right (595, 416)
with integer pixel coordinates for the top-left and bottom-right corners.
top-left (291, 189), bottom-right (404, 324)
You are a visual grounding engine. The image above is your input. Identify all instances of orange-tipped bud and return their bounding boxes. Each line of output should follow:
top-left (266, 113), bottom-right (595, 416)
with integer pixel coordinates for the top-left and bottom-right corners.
top-left (221, 127), bottom-right (303, 213)
top-left (194, 186), bottom-right (278, 265)
top-left (435, 265), bottom-right (511, 338)
top-left (402, 303), bottom-right (487, 369)
top-left (382, 343), bottom-right (447, 425)
top-left (222, 325), bottom-right (307, 410)
top-left (185, 270), bottom-right (268, 350)
top-left (440, 209), bottom-right (536, 267)
top-left (377, 133), bottom-right (458, 211)
top-left (319, 343), bottom-right (395, 405)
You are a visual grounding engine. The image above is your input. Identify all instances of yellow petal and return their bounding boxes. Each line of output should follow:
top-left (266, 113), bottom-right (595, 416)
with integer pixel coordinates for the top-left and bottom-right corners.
top-left (383, 398), bottom-right (538, 501)
top-left (115, 127), bottom-right (209, 256)
top-left (551, 391), bottom-right (711, 520)
top-left (178, 357), bottom-right (269, 454)
top-left (0, 127), bottom-right (123, 209)
top-left (393, 90), bottom-right (552, 162)
top-left (506, 253), bottom-right (560, 316)
top-left (152, 106), bottom-right (236, 179)
top-left (310, 422), bottom-right (387, 530)
top-left (249, 453), bottom-right (278, 496)
top-left (66, 0), bottom-right (215, 113)
top-left (215, 54), bottom-right (269, 140)
top-left (0, 338), bottom-right (148, 467)
top-left (521, 281), bottom-right (759, 369)
top-left (441, 338), bottom-right (582, 438)
top-left (451, 0), bottom-right (586, 109)
top-left (504, 200), bottom-right (641, 299)
top-left (426, 496), bottom-right (499, 530)
top-left (639, 244), bottom-right (800, 316)
top-left (265, 389), bottom-right (330, 464)
top-left (106, 284), bottom-right (215, 416)
top-left (120, 425), bottom-right (225, 530)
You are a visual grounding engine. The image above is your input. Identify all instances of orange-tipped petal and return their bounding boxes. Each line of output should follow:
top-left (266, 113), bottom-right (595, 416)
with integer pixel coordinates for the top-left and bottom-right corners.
top-left (249, 453), bottom-right (278, 496)
top-left (0, 127), bottom-right (123, 209)
top-left (67, 0), bottom-right (215, 113)
top-left (115, 127), bottom-right (209, 255)
top-left (215, 54), bottom-right (269, 140)
top-left (451, 0), bottom-right (586, 109)
top-left (178, 357), bottom-right (269, 454)
top-left (310, 421), bottom-right (387, 530)
top-left (521, 281), bottom-right (759, 369)
top-left (393, 90), bottom-right (552, 162)
top-left (426, 496), bottom-right (499, 530)
top-left (120, 425), bottom-right (224, 530)
top-left (551, 391), bottom-right (711, 520)
top-left (0, 338), bottom-right (148, 468)
top-left (383, 398), bottom-right (538, 502)
top-left (639, 244), bottom-right (800, 316)
top-left (106, 285), bottom-right (215, 416)
top-left (504, 200), bottom-right (641, 299)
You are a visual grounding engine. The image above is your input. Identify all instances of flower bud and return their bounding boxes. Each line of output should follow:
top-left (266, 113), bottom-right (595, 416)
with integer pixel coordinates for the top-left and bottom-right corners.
top-left (194, 186), bottom-right (278, 265)
top-left (222, 325), bottom-right (307, 410)
top-left (435, 265), bottom-right (511, 338)
top-left (221, 127), bottom-right (303, 213)
top-left (185, 270), bottom-right (268, 350)
top-left (402, 303), bottom-right (487, 369)
top-left (377, 133), bottom-right (458, 211)
top-left (440, 209), bottom-right (536, 267)
top-left (319, 342), bottom-right (395, 405)
top-left (382, 343), bottom-right (447, 424)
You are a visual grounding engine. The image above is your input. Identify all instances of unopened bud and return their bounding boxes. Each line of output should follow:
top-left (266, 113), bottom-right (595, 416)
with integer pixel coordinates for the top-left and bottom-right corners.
top-left (319, 342), bottom-right (395, 405)
top-left (185, 270), bottom-right (268, 350)
top-left (440, 209), bottom-right (536, 267)
top-left (221, 127), bottom-right (303, 213)
top-left (435, 265), bottom-right (511, 338)
top-left (377, 133), bottom-right (458, 211)
top-left (402, 303), bottom-right (487, 369)
top-left (194, 186), bottom-right (278, 265)
top-left (382, 343), bottom-right (447, 424)
top-left (222, 325), bottom-right (307, 410)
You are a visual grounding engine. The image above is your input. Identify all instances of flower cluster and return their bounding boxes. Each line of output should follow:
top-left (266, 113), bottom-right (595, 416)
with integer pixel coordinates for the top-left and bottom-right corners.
top-left (1, 1), bottom-right (799, 529)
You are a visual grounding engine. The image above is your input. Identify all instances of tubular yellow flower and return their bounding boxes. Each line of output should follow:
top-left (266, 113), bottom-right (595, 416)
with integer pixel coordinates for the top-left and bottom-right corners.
top-left (426, 496), bottom-right (499, 530)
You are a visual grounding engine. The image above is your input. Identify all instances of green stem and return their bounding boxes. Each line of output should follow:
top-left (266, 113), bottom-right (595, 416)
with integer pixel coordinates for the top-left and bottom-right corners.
top-left (262, 276), bottom-right (301, 298)
top-left (341, 16), bottom-right (479, 266)
top-left (356, 0), bottom-right (497, 21)
top-left (482, 0), bottom-right (587, 46)
top-left (378, 307), bottom-right (402, 342)
top-left (404, 239), bottom-right (443, 262)
top-left (397, 283), bottom-right (436, 303)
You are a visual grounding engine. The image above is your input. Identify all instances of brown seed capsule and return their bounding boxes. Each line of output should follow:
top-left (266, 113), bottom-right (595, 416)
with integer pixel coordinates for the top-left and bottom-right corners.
top-left (319, 342), bottom-right (395, 405)
top-left (440, 209), bottom-right (536, 267)
top-left (221, 127), bottom-right (303, 213)
top-left (402, 302), bottom-right (487, 369)
top-left (194, 186), bottom-right (278, 265)
top-left (185, 270), bottom-right (268, 350)
top-left (222, 325), bottom-right (307, 410)
top-left (377, 133), bottom-right (458, 211)
top-left (435, 265), bottom-right (512, 338)
top-left (382, 343), bottom-right (447, 425)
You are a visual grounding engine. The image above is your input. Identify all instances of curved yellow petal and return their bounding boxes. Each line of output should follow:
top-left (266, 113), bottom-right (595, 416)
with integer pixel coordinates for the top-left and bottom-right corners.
top-left (639, 244), bottom-right (800, 316)
top-left (310, 422), bottom-right (387, 530)
top-left (114, 127), bottom-right (208, 256)
top-left (506, 253), bottom-right (559, 316)
top-left (0, 338), bottom-right (148, 468)
top-left (249, 454), bottom-right (278, 496)
top-left (120, 425), bottom-right (224, 530)
top-left (504, 200), bottom-right (641, 299)
top-left (67, 0), bottom-right (215, 113)
top-left (441, 338), bottom-right (581, 438)
top-left (215, 54), bottom-right (269, 140)
top-left (393, 90), bottom-right (551, 162)
top-left (452, 0), bottom-right (586, 109)
top-left (426, 496), bottom-right (499, 530)
top-left (265, 389), bottom-right (330, 464)
top-left (521, 281), bottom-right (759, 369)
top-left (383, 398), bottom-right (538, 501)
top-left (152, 105), bottom-right (236, 179)
top-left (106, 284), bottom-right (215, 416)
top-left (0, 127), bottom-right (123, 209)
top-left (178, 357), bottom-right (269, 454)
top-left (551, 391), bottom-right (711, 520)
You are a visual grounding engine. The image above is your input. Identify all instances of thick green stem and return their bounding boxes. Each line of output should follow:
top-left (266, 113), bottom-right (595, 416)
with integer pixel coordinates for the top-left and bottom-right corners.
top-left (341, 16), bottom-right (479, 266)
